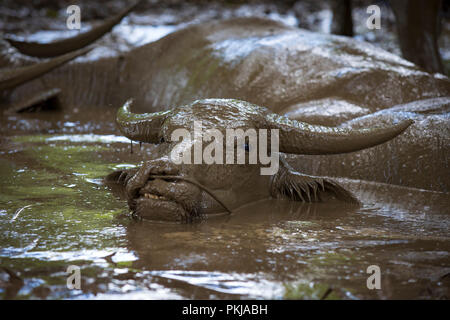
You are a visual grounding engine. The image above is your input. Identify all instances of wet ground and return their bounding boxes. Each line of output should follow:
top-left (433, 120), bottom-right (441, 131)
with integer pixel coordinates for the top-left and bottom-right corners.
top-left (0, 1), bottom-right (449, 299)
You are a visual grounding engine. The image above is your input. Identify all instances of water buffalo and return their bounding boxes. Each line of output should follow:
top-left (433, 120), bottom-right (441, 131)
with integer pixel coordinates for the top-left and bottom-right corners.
top-left (1, 5), bottom-right (448, 221)
top-left (106, 98), bottom-right (411, 221)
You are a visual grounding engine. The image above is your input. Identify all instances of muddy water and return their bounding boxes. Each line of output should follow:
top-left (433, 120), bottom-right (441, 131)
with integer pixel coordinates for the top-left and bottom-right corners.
top-left (0, 110), bottom-right (449, 300)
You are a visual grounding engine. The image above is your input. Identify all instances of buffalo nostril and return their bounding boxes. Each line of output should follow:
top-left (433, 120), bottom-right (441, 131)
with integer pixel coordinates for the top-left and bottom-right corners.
top-left (125, 160), bottom-right (180, 199)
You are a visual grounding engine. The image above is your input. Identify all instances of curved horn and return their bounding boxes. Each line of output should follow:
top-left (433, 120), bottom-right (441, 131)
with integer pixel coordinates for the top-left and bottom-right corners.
top-left (266, 113), bottom-right (413, 155)
top-left (0, 46), bottom-right (91, 91)
top-left (5, 1), bottom-right (139, 58)
top-left (117, 99), bottom-right (171, 143)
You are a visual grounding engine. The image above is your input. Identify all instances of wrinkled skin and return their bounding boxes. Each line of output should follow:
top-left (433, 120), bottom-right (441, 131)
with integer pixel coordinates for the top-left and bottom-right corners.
top-left (1, 14), bottom-right (449, 221)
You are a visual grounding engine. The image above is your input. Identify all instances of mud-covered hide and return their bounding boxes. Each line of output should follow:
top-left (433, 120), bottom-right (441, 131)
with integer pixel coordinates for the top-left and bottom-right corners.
top-left (122, 18), bottom-right (449, 116)
top-left (287, 97), bottom-right (450, 192)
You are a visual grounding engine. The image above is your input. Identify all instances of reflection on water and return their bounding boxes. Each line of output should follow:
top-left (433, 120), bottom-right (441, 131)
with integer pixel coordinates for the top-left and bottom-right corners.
top-left (0, 133), bottom-right (449, 299)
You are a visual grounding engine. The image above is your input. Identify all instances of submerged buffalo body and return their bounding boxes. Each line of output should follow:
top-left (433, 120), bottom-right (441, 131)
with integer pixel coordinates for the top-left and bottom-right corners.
top-left (1, 10), bottom-right (449, 221)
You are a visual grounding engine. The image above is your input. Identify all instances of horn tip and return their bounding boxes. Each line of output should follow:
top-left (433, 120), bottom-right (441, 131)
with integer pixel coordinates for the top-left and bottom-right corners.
top-left (117, 98), bottom-right (135, 124)
top-left (123, 98), bottom-right (134, 111)
top-left (399, 119), bottom-right (414, 131)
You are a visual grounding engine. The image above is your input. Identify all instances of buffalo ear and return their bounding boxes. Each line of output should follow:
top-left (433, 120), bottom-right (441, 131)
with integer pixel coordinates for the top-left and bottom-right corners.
top-left (104, 169), bottom-right (137, 186)
top-left (271, 167), bottom-right (359, 204)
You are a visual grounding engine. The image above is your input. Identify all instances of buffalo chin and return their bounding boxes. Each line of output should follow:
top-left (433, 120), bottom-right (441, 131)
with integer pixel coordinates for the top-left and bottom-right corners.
top-left (134, 196), bottom-right (190, 222)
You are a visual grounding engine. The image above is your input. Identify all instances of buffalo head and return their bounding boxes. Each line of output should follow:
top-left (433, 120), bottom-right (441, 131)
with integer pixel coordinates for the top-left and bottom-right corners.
top-left (106, 98), bottom-right (413, 222)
